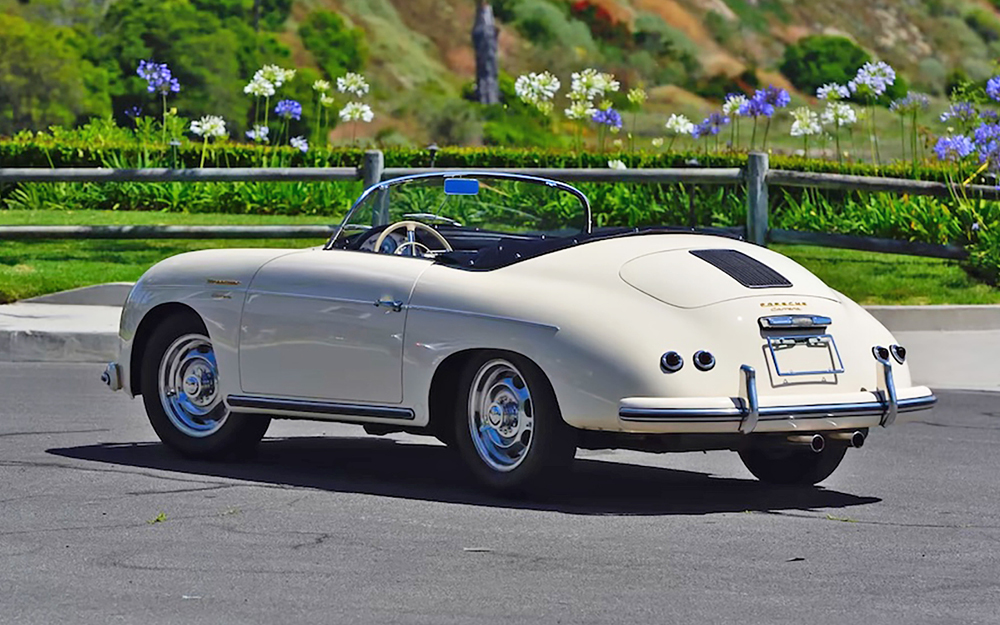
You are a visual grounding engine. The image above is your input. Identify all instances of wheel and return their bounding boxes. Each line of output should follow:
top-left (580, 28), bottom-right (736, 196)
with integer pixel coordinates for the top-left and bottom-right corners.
top-left (738, 444), bottom-right (848, 486)
top-left (140, 313), bottom-right (270, 459)
top-left (453, 352), bottom-right (576, 494)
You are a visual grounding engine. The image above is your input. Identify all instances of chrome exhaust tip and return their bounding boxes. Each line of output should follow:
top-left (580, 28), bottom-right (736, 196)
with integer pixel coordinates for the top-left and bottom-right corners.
top-left (828, 430), bottom-right (866, 448)
top-left (787, 433), bottom-right (825, 453)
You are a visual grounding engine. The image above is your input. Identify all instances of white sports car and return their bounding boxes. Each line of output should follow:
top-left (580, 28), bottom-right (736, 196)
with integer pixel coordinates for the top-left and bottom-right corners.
top-left (103, 172), bottom-right (935, 492)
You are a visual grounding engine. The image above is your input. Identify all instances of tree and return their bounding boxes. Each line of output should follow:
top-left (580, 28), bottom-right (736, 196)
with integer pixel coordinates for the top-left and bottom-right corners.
top-left (472, 2), bottom-right (500, 104)
top-left (0, 13), bottom-right (110, 134)
top-left (780, 35), bottom-right (870, 94)
top-left (298, 10), bottom-right (367, 80)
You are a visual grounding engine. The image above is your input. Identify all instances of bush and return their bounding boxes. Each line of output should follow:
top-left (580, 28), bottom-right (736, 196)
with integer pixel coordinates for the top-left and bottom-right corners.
top-left (298, 10), bottom-right (368, 81)
top-left (780, 35), bottom-right (871, 95)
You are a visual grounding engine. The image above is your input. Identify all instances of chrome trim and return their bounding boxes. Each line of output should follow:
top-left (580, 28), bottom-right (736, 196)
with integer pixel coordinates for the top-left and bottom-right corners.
top-left (375, 299), bottom-right (405, 312)
top-left (766, 333), bottom-right (845, 377)
top-left (759, 315), bottom-right (832, 329)
top-left (406, 304), bottom-right (560, 332)
top-left (873, 345), bottom-right (899, 427)
top-left (227, 395), bottom-right (416, 420)
top-left (206, 278), bottom-right (241, 286)
top-left (248, 290), bottom-right (387, 307)
top-left (101, 362), bottom-right (123, 392)
top-left (619, 394), bottom-right (936, 422)
top-left (693, 350), bottom-right (716, 371)
top-left (739, 364), bottom-right (759, 434)
top-left (325, 171), bottom-right (593, 249)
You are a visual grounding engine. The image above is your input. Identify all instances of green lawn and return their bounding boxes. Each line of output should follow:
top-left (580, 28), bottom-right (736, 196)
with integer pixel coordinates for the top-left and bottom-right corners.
top-left (2, 210), bottom-right (998, 305)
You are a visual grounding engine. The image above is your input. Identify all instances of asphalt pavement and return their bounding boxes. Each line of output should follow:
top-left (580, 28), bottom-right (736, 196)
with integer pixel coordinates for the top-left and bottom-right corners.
top-left (1, 363), bottom-right (998, 624)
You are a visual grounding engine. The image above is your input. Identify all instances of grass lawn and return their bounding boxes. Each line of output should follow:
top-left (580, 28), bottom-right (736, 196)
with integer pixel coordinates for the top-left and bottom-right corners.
top-left (2, 210), bottom-right (999, 305)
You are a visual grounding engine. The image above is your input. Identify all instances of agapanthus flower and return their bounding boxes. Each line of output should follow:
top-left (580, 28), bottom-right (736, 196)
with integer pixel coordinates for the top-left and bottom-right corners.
top-left (137, 60), bottom-right (180, 95)
top-left (569, 68), bottom-right (620, 102)
top-left (722, 93), bottom-right (748, 116)
top-left (940, 102), bottom-right (978, 125)
top-left (607, 159), bottom-right (627, 170)
top-left (565, 100), bottom-right (598, 120)
top-left (125, 106), bottom-right (142, 119)
top-left (274, 99), bottom-right (302, 120)
top-left (244, 75), bottom-right (275, 98)
top-left (821, 102), bottom-right (857, 127)
top-left (761, 85), bottom-right (791, 109)
top-left (339, 101), bottom-right (374, 123)
top-left (651, 137), bottom-right (664, 147)
top-left (515, 72), bottom-right (561, 112)
top-left (738, 92), bottom-right (775, 119)
top-left (690, 121), bottom-right (712, 139)
top-left (245, 124), bottom-right (270, 143)
top-left (704, 112), bottom-right (730, 134)
top-left (848, 61), bottom-right (896, 98)
top-left (257, 65), bottom-right (295, 88)
top-left (934, 134), bottom-right (975, 161)
top-left (665, 113), bottom-right (695, 135)
top-left (974, 123), bottom-right (1000, 168)
top-left (337, 72), bottom-right (370, 97)
top-left (320, 93), bottom-right (335, 108)
top-left (982, 110), bottom-right (1000, 123)
top-left (789, 107), bottom-right (822, 137)
top-left (627, 87), bottom-right (647, 106)
top-left (290, 136), bottom-right (309, 153)
top-left (190, 115), bottom-right (226, 138)
top-left (890, 92), bottom-right (930, 115)
top-left (816, 83), bottom-right (850, 101)
top-left (988, 77), bottom-right (1000, 102)
top-left (592, 108), bottom-right (623, 129)
top-left (313, 79), bottom-right (331, 93)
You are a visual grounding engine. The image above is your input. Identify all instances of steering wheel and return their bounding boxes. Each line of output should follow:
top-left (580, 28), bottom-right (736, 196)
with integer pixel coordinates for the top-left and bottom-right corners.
top-left (373, 220), bottom-right (453, 257)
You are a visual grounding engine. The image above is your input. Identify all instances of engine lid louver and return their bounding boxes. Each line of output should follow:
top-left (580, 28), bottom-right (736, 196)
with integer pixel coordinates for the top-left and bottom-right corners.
top-left (689, 249), bottom-right (792, 289)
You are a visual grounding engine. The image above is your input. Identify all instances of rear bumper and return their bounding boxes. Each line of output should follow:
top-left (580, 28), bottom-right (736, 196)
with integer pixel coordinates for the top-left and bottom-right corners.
top-left (618, 359), bottom-right (936, 434)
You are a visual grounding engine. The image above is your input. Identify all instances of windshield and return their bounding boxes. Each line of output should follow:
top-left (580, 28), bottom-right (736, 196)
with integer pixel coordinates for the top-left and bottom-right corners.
top-left (329, 173), bottom-right (591, 246)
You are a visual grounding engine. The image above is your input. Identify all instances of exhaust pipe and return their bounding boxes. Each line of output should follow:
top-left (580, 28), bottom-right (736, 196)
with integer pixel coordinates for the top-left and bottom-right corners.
top-left (787, 433), bottom-right (825, 453)
top-left (828, 430), bottom-right (866, 448)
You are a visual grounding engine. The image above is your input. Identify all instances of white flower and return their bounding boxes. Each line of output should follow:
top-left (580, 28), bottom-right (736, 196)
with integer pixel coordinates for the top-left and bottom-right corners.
top-left (789, 107), bottom-right (821, 137)
top-left (821, 102), bottom-right (857, 127)
top-left (612, 138), bottom-right (623, 147)
top-left (320, 93), bottom-right (335, 107)
top-left (722, 94), bottom-right (748, 116)
top-left (651, 137), bottom-right (664, 147)
top-left (340, 101), bottom-right (374, 123)
top-left (337, 72), bottom-right (370, 97)
top-left (665, 113), bottom-right (694, 135)
top-left (244, 75), bottom-right (275, 98)
top-left (608, 159), bottom-right (627, 170)
top-left (245, 124), bottom-right (269, 142)
top-left (290, 136), bottom-right (309, 153)
top-left (570, 68), bottom-right (620, 102)
top-left (313, 79), bottom-right (331, 93)
top-left (816, 83), bottom-right (850, 101)
top-left (627, 87), bottom-right (647, 106)
top-left (514, 72), bottom-right (561, 111)
top-left (849, 61), bottom-right (895, 97)
top-left (257, 65), bottom-right (295, 88)
top-left (565, 100), bottom-right (598, 120)
top-left (190, 115), bottom-right (226, 138)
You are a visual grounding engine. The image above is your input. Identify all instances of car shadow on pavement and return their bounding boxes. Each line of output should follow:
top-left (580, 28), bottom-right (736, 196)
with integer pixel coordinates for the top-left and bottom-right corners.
top-left (48, 436), bottom-right (880, 516)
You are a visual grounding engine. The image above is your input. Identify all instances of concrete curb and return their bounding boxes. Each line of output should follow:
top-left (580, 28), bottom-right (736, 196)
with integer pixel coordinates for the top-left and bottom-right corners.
top-left (865, 305), bottom-right (1000, 332)
top-left (23, 282), bottom-right (133, 307)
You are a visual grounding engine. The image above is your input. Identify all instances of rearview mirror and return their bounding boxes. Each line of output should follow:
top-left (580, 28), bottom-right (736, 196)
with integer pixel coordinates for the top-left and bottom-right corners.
top-left (444, 178), bottom-right (480, 195)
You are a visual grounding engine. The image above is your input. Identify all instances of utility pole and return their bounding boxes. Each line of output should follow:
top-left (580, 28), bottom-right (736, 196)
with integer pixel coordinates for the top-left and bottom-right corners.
top-left (472, 1), bottom-right (500, 105)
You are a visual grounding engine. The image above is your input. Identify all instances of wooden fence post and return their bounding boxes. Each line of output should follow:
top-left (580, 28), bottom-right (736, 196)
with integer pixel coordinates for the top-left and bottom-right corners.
top-left (746, 152), bottom-right (769, 246)
top-left (361, 150), bottom-right (384, 189)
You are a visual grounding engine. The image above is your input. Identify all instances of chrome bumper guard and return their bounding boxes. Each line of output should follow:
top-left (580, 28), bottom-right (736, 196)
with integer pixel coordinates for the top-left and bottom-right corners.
top-left (101, 362), bottom-right (123, 392)
top-left (619, 355), bottom-right (936, 432)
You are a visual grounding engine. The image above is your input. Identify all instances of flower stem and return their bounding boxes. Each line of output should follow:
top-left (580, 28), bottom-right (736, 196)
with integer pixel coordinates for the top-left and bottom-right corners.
top-left (161, 92), bottom-right (167, 146)
top-left (200, 137), bottom-right (208, 168)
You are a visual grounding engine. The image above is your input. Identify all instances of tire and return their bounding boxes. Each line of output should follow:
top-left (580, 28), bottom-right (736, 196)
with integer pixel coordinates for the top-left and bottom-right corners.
top-left (140, 312), bottom-right (270, 460)
top-left (738, 444), bottom-right (848, 486)
top-left (453, 351), bottom-right (576, 494)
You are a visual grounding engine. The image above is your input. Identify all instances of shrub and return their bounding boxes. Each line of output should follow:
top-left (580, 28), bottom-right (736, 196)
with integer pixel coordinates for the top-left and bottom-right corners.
top-left (298, 10), bottom-right (368, 81)
top-left (780, 35), bottom-right (871, 95)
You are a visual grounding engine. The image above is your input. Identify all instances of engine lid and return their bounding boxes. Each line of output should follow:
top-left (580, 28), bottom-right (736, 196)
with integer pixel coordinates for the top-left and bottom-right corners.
top-left (619, 247), bottom-right (839, 309)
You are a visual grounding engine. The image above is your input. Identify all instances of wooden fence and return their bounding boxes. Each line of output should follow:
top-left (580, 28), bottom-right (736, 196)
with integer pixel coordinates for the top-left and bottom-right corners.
top-left (0, 150), bottom-right (990, 260)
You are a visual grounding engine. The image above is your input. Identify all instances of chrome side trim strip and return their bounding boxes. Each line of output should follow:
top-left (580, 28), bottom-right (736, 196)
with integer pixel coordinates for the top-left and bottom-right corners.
top-left (227, 395), bottom-right (415, 420)
top-left (619, 394), bottom-right (936, 423)
top-left (738, 364), bottom-right (759, 434)
top-left (406, 304), bottom-right (560, 332)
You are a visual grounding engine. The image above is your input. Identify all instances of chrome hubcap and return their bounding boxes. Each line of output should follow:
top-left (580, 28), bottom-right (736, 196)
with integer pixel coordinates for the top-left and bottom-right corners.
top-left (468, 359), bottom-right (534, 472)
top-left (158, 334), bottom-right (227, 438)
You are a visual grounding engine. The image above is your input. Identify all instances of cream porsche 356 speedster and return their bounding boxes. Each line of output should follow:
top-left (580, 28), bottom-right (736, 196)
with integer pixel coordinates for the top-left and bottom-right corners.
top-left (102, 172), bottom-right (936, 492)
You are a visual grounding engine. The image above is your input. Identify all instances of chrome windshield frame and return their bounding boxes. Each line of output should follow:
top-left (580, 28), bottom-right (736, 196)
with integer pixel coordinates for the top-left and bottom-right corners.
top-left (323, 171), bottom-right (593, 250)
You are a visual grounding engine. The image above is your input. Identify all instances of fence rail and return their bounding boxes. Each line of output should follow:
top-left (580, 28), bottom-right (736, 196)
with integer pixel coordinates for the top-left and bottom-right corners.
top-left (0, 151), bottom-right (980, 259)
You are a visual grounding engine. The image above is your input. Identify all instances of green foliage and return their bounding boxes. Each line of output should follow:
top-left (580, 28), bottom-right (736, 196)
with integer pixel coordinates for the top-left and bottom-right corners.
top-left (0, 13), bottom-right (111, 134)
top-left (505, 0), bottom-right (597, 53)
top-left (964, 7), bottom-right (1000, 43)
top-left (298, 10), bottom-right (368, 81)
top-left (190, 0), bottom-right (292, 31)
top-left (781, 35), bottom-right (871, 96)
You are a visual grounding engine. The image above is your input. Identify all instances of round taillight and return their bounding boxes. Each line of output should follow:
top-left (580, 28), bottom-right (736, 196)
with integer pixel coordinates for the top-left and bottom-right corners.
top-left (693, 350), bottom-right (716, 372)
top-left (661, 351), bottom-right (684, 373)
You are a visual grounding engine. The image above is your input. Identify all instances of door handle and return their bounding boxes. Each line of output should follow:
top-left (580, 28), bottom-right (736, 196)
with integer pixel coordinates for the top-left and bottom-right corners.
top-left (374, 299), bottom-right (404, 312)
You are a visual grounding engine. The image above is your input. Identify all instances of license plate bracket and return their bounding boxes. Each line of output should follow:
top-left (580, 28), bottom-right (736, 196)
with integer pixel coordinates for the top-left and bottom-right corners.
top-left (766, 334), bottom-right (845, 377)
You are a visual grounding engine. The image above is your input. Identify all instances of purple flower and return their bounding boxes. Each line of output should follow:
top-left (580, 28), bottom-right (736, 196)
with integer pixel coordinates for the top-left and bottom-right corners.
top-left (982, 110), bottom-right (1000, 123)
top-left (974, 123), bottom-right (1000, 168)
top-left (940, 102), bottom-right (979, 125)
top-left (137, 60), bottom-right (180, 95)
top-left (739, 87), bottom-right (786, 118)
top-left (124, 106), bottom-right (142, 119)
top-left (890, 92), bottom-right (930, 115)
top-left (591, 108), bottom-right (623, 129)
top-left (933, 135), bottom-right (974, 161)
top-left (690, 121), bottom-right (711, 139)
top-left (274, 99), bottom-right (302, 120)
top-left (761, 85), bottom-right (791, 109)
top-left (988, 76), bottom-right (1000, 102)
top-left (705, 112), bottom-right (730, 133)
